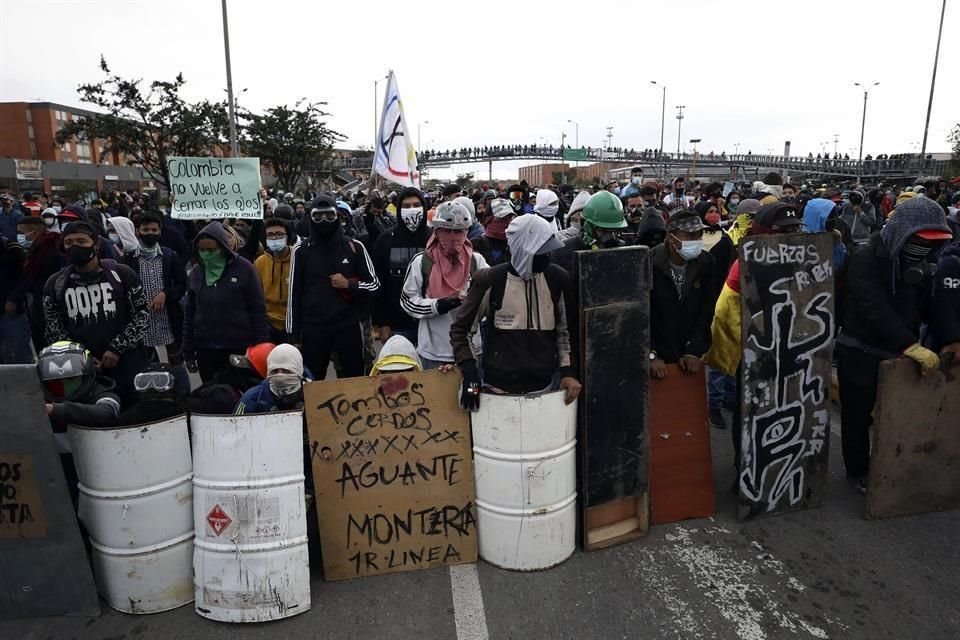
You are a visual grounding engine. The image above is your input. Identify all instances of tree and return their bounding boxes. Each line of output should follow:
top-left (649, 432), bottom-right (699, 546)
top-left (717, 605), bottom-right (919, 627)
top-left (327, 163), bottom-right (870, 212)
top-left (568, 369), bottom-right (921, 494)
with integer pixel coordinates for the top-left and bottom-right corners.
top-left (949, 123), bottom-right (960, 175)
top-left (455, 172), bottom-right (475, 189)
top-left (56, 56), bottom-right (231, 191)
top-left (241, 100), bottom-right (343, 193)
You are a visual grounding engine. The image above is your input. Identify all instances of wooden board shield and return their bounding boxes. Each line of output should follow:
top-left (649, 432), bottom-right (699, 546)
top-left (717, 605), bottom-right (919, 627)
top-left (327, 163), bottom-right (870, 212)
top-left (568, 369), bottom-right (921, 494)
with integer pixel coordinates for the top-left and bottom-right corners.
top-left (866, 359), bottom-right (960, 519)
top-left (738, 233), bottom-right (835, 521)
top-left (575, 246), bottom-right (651, 550)
top-left (0, 365), bottom-right (100, 620)
top-left (304, 370), bottom-right (477, 580)
top-left (649, 365), bottom-right (715, 524)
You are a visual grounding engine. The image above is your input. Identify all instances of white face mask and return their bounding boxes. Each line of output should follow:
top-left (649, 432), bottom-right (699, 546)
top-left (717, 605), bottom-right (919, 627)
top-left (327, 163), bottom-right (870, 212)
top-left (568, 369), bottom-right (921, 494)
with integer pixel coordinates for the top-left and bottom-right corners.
top-left (401, 206), bottom-right (423, 232)
top-left (539, 204), bottom-right (559, 218)
top-left (268, 373), bottom-right (302, 398)
top-left (108, 232), bottom-right (119, 244)
top-left (676, 238), bottom-right (704, 261)
top-left (631, 176), bottom-right (642, 185)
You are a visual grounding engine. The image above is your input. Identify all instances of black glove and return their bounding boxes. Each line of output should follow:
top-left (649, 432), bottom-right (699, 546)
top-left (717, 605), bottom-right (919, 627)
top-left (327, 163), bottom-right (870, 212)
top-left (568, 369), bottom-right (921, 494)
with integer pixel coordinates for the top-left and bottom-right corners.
top-left (458, 359), bottom-right (481, 412)
top-left (436, 296), bottom-right (463, 315)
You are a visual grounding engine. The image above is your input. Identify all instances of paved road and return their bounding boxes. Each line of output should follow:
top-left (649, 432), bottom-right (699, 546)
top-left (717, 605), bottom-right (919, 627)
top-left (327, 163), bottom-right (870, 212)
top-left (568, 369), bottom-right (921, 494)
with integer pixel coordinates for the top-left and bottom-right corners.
top-left (4, 412), bottom-right (959, 640)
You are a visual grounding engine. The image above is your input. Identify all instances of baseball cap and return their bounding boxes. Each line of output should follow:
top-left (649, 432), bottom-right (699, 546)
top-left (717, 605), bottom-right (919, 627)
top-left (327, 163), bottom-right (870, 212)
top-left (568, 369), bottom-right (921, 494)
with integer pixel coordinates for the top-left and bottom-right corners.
top-left (754, 203), bottom-right (803, 228)
top-left (667, 211), bottom-right (706, 233)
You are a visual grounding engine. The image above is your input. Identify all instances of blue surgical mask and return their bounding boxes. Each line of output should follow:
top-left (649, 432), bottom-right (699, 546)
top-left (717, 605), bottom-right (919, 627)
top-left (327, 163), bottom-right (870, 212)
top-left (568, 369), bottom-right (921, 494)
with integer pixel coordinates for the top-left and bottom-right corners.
top-left (266, 238), bottom-right (287, 252)
top-left (17, 233), bottom-right (32, 249)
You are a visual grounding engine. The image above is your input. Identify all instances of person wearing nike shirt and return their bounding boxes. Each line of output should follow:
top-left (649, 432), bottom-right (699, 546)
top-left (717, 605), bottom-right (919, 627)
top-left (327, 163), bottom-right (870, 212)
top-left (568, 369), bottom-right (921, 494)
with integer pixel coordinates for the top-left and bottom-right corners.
top-left (287, 193), bottom-right (380, 379)
top-left (42, 221), bottom-right (150, 404)
top-left (370, 187), bottom-right (430, 345)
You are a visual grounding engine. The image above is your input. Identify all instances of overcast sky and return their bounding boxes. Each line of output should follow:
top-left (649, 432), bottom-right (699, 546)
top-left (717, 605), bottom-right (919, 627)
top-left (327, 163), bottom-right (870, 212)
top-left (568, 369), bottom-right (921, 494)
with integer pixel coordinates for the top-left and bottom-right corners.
top-left (2, 0), bottom-right (956, 180)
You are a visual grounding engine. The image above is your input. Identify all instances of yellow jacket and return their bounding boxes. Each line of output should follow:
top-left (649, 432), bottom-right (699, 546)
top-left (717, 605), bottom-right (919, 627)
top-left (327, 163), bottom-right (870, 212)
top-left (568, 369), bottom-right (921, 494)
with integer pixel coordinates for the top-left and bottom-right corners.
top-left (254, 249), bottom-right (291, 331)
top-left (703, 260), bottom-right (742, 376)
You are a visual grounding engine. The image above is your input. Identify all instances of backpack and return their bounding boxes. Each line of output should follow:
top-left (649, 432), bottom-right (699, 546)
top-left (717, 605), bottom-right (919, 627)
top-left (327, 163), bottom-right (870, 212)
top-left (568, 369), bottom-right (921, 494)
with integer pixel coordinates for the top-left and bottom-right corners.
top-left (483, 263), bottom-right (567, 327)
top-left (419, 252), bottom-right (481, 296)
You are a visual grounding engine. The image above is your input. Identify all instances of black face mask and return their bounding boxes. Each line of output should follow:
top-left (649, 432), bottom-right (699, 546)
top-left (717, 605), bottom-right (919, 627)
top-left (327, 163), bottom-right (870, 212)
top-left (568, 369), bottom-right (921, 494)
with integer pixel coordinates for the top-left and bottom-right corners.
top-left (596, 231), bottom-right (623, 248)
top-left (901, 261), bottom-right (936, 284)
top-left (312, 218), bottom-right (339, 239)
top-left (532, 254), bottom-right (551, 273)
top-left (66, 244), bottom-right (96, 267)
top-left (139, 234), bottom-right (160, 247)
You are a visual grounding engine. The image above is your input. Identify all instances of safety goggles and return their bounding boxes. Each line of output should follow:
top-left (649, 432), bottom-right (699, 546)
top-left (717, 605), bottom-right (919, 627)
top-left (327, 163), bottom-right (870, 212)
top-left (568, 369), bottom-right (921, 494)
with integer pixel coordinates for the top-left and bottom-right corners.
top-left (133, 370), bottom-right (175, 393)
top-left (310, 208), bottom-right (338, 222)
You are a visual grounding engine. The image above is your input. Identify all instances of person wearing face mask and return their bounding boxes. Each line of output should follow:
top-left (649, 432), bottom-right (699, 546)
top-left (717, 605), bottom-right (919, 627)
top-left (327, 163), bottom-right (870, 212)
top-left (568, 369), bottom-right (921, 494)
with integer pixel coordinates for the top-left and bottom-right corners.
top-left (120, 212), bottom-right (189, 393)
top-left (106, 216), bottom-right (139, 256)
top-left (557, 191), bottom-right (591, 242)
top-left (254, 218), bottom-right (296, 344)
top-left (505, 184), bottom-right (529, 217)
top-left (235, 343), bottom-right (313, 414)
top-left (662, 177), bottom-right (693, 208)
top-left (619, 168), bottom-right (646, 198)
top-left (182, 221), bottom-right (270, 383)
top-left (551, 191), bottom-right (627, 273)
top-left (287, 194), bottom-right (380, 379)
top-left (472, 198), bottom-right (515, 267)
top-left (42, 221), bottom-right (150, 404)
top-left (450, 214), bottom-right (580, 410)
top-left (371, 188), bottom-right (430, 345)
top-left (648, 210), bottom-right (719, 381)
top-left (839, 188), bottom-right (878, 245)
top-left (40, 207), bottom-right (61, 233)
top-left (533, 189), bottom-right (562, 232)
top-left (401, 200), bottom-right (489, 369)
top-left (8, 216), bottom-right (62, 352)
top-left (836, 196), bottom-right (959, 494)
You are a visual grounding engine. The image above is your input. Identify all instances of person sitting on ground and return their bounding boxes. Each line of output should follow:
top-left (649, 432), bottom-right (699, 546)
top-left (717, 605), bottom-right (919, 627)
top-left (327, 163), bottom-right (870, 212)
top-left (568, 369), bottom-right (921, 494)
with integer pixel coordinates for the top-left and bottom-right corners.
top-left (235, 343), bottom-right (311, 414)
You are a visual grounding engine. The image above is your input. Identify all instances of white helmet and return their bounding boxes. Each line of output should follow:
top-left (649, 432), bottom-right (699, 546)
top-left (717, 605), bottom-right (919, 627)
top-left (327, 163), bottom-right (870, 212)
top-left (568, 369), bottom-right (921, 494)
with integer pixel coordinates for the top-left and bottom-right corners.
top-left (432, 201), bottom-right (472, 230)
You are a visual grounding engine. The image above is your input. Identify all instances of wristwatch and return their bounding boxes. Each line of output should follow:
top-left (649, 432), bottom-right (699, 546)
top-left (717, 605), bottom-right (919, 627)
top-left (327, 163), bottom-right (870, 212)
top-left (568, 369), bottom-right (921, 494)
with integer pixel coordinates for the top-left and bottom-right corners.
top-left (649, 351), bottom-right (658, 361)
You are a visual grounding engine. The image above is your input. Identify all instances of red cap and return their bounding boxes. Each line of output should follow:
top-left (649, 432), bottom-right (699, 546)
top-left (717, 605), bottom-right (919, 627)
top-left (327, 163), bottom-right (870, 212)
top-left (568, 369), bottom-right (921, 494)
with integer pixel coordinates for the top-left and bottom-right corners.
top-left (915, 229), bottom-right (953, 241)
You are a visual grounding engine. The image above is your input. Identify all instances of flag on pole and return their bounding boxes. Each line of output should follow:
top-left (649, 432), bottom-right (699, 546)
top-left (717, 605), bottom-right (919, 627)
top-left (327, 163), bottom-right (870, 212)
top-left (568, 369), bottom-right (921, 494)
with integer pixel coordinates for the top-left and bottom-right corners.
top-left (373, 71), bottom-right (420, 188)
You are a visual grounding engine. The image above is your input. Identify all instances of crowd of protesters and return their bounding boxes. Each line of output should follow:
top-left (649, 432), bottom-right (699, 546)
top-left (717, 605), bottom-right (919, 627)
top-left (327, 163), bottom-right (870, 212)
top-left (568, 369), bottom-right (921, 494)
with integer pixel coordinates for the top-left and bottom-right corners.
top-left (2, 166), bottom-right (959, 500)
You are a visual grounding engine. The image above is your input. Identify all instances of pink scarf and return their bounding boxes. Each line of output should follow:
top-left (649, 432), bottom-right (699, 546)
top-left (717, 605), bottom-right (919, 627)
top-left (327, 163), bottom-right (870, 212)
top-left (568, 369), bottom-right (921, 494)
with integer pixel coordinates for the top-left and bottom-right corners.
top-left (425, 233), bottom-right (473, 298)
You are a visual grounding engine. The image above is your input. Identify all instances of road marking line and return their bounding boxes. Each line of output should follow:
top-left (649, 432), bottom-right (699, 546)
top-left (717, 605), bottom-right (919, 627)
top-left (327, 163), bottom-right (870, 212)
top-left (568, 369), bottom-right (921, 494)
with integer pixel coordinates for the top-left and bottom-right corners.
top-left (450, 564), bottom-right (489, 640)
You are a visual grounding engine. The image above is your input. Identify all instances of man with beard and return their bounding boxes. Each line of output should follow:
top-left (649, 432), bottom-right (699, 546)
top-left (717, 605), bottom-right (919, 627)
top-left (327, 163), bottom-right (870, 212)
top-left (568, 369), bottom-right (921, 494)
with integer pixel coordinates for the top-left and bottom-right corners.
top-left (286, 194), bottom-right (380, 379)
top-left (371, 187), bottom-right (430, 345)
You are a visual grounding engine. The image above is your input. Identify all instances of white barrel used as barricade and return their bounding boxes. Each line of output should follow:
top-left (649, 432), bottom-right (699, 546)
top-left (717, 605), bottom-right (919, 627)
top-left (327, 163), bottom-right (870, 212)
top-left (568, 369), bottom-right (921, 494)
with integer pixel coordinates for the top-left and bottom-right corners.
top-left (68, 415), bottom-right (194, 614)
top-left (191, 411), bottom-right (310, 623)
top-left (472, 390), bottom-right (577, 570)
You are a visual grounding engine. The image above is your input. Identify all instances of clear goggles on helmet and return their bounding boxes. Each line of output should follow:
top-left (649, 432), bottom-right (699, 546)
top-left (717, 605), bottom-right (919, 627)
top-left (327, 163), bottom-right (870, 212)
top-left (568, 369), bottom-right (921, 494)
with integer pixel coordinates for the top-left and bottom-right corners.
top-left (133, 370), bottom-right (175, 393)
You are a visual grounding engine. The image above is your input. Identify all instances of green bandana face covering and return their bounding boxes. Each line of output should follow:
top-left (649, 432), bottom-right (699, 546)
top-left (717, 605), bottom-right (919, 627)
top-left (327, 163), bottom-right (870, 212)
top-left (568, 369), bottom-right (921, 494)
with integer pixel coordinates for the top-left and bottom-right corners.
top-left (198, 248), bottom-right (227, 285)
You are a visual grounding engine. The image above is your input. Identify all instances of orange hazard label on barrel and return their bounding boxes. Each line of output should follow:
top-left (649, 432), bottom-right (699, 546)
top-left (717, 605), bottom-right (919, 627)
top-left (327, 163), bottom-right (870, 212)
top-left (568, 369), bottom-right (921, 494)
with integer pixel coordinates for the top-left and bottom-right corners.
top-left (206, 504), bottom-right (232, 536)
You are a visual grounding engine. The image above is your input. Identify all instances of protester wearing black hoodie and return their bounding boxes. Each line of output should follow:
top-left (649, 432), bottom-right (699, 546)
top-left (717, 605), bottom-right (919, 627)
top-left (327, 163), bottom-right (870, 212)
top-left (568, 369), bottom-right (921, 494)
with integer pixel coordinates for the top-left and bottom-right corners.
top-left (182, 221), bottom-right (270, 382)
top-left (286, 194), bottom-right (380, 379)
top-left (837, 197), bottom-right (960, 492)
top-left (370, 187), bottom-right (429, 344)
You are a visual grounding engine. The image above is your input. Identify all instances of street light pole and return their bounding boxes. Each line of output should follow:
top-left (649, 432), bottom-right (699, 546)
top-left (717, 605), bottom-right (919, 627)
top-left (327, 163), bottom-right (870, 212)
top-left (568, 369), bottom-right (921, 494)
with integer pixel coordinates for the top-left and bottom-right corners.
top-left (854, 81), bottom-right (879, 186)
top-left (919, 0), bottom-right (947, 174)
top-left (417, 121), bottom-right (430, 158)
top-left (220, 0), bottom-right (239, 157)
top-left (650, 81), bottom-right (666, 156)
top-left (567, 119), bottom-right (579, 168)
top-left (675, 106), bottom-right (686, 155)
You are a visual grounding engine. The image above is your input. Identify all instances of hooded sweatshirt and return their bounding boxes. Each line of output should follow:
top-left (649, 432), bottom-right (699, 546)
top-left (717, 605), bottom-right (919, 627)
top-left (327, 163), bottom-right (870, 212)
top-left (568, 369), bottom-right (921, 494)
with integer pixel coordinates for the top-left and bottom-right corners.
top-left (840, 196), bottom-right (953, 353)
top-left (371, 187), bottom-right (430, 334)
top-left (370, 334), bottom-right (422, 374)
top-left (931, 240), bottom-right (960, 350)
top-left (181, 221), bottom-right (269, 359)
top-left (107, 216), bottom-right (139, 255)
top-left (254, 223), bottom-right (294, 331)
top-left (803, 198), bottom-right (847, 268)
top-left (839, 188), bottom-right (877, 245)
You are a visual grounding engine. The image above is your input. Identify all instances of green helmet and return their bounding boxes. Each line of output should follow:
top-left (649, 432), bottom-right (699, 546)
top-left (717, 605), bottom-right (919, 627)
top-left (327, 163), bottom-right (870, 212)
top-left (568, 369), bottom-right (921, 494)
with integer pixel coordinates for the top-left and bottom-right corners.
top-left (582, 191), bottom-right (627, 229)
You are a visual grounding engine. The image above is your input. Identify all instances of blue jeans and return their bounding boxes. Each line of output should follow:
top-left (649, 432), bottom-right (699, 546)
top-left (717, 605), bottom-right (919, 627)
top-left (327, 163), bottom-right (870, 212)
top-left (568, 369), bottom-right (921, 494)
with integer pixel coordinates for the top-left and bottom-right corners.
top-left (0, 313), bottom-right (34, 364)
top-left (706, 365), bottom-right (736, 411)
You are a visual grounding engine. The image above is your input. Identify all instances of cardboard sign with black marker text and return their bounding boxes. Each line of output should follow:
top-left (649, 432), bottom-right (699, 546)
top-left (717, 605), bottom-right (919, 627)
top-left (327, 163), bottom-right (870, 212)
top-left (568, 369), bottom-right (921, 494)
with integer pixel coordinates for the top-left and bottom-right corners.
top-left (304, 370), bottom-right (477, 580)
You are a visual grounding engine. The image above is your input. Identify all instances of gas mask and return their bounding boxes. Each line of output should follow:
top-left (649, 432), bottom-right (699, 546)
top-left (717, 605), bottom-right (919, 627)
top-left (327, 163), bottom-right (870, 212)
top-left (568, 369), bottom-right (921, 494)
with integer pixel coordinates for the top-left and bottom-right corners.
top-left (900, 240), bottom-right (936, 284)
top-left (596, 230), bottom-right (623, 248)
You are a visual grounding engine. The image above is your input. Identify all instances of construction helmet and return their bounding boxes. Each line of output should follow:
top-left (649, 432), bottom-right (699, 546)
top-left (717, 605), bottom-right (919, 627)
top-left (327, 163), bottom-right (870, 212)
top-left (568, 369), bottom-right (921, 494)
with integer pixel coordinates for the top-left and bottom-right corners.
top-left (37, 341), bottom-right (97, 402)
top-left (229, 342), bottom-right (276, 379)
top-left (582, 191), bottom-right (628, 229)
top-left (432, 201), bottom-right (472, 230)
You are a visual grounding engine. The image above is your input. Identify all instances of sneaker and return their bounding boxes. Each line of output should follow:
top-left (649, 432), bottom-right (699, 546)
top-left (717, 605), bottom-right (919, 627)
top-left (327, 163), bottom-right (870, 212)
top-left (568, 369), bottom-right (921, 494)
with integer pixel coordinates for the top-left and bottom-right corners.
top-left (848, 476), bottom-right (867, 495)
top-left (708, 408), bottom-right (727, 429)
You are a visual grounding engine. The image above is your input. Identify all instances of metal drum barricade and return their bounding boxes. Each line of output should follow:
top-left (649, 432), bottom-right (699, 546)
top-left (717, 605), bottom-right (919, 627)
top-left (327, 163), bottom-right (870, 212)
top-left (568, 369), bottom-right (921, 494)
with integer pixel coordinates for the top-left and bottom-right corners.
top-left (191, 411), bottom-right (310, 623)
top-left (68, 415), bottom-right (194, 614)
top-left (472, 390), bottom-right (577, 570)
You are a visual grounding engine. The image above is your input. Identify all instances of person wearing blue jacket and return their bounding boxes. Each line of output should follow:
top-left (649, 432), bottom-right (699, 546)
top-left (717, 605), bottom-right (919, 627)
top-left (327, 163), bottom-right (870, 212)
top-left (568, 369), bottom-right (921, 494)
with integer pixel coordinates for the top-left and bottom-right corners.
top-left (803, 197), bottom-right (847, 268)
top-left (182, 221), bottom-right (270, 382)
top-left (234, 343), bottom-right (312, 414)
